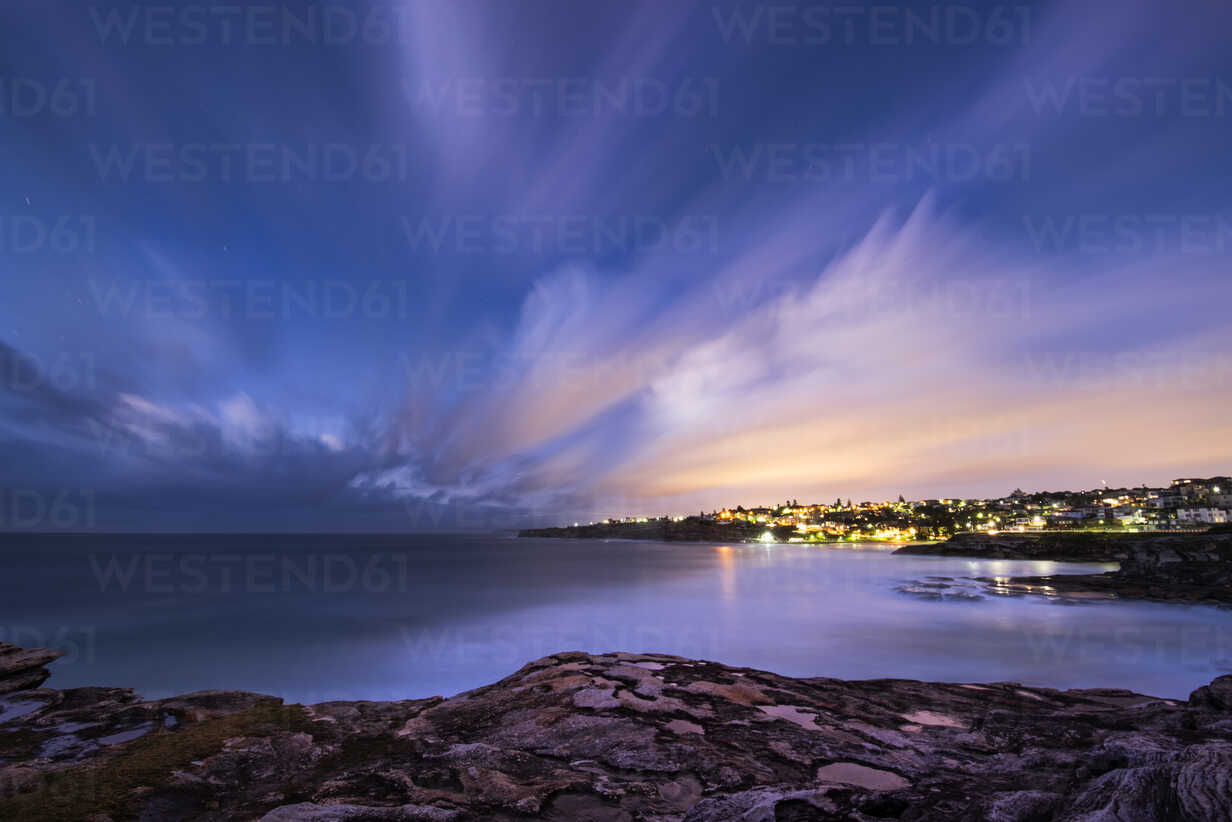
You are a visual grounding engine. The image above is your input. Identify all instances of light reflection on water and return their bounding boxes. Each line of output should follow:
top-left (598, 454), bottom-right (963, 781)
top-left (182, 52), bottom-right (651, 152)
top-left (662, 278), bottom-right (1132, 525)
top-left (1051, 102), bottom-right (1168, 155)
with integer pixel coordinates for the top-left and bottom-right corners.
top-left (1, 534), bottom-right (1227, 702)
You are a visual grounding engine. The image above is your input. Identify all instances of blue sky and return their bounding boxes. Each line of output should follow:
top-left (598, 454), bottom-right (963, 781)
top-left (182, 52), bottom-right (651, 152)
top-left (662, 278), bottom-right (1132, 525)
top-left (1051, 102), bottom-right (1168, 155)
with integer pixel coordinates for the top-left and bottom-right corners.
top-left (2, 0), bottom-right (1230, 530)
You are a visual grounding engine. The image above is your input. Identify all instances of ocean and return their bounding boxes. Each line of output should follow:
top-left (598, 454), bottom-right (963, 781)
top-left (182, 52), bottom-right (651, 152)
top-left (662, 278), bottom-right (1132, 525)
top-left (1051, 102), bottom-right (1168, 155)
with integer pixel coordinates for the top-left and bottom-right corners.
top-left (2, 532), bottom-right (1228, 702)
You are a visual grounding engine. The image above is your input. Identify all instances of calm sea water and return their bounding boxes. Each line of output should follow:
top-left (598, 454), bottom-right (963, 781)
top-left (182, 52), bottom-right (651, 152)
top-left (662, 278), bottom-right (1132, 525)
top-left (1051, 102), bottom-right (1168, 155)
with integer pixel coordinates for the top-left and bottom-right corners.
top-left (1, 533), bottom-right (1228, 702)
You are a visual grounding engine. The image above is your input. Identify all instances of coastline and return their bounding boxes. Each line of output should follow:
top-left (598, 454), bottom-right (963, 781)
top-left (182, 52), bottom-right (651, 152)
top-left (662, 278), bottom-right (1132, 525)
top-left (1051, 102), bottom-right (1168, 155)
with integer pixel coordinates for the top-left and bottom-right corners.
top-left (519, 519), bottom-right (799, 543)
top-left (892, 530), bottom-right (1181, 562)
top-left (518, 525), bottom-right (1232, 606)
top-left (518, 520), bottom-right (918, 546)
top-left (895, 530), bottom-right (1232, 606)
top-left (3, 642), bottom-right (1231, 821)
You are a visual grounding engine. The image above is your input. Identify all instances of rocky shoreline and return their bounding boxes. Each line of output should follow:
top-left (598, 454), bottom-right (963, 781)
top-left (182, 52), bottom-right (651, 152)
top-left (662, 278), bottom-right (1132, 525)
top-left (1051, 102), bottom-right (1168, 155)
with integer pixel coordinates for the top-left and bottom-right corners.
top-left (3, 642), bottom-right (1232, 821)
top-left (895, 532), bottom-right (1232, 606)
top-left (519, 520), bottom-right (797, 543)
top-left (893, 531), bottom-right (1158, 562)
top-left (518, 525), bottom-right (1232, 605)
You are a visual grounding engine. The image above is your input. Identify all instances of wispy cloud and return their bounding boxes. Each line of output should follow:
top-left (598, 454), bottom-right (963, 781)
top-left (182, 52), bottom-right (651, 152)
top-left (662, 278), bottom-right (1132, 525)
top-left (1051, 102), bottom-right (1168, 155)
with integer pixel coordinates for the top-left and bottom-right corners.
top-left (403, 197), bottom-right (1231, 518)
top-left (1, 0), bottom-right (1229, 528)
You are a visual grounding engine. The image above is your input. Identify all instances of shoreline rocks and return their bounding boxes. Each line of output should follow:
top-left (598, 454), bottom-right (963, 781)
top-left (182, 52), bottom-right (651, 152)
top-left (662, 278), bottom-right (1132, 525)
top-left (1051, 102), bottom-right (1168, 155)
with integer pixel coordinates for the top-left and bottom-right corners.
top-left (895, 532), bottom-right (1232, 606)
top-left (519, 519), bottom-right (796, 543)
top-left (0, 644), bottom-right (65, 696)
top-left (2, 645), bottom-right (1232, 820)
top-left (893, 531), bottom-right (1138, 561)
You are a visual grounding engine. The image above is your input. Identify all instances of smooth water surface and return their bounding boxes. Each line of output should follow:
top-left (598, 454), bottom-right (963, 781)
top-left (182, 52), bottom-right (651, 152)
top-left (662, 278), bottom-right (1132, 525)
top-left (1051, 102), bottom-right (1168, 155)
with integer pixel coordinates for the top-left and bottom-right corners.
top-left (2, 533), bottom-right (1228, 701)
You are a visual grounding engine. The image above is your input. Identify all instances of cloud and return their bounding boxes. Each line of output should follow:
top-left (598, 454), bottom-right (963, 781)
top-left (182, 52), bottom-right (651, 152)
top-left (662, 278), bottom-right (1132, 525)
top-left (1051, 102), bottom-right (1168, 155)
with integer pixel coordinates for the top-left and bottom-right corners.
top-left (399, 197), bottom-right (1232, 518)
top-left (3, 0), bottom-right (1230, 529)
top-left (0, 342), bottom-right (407, 528)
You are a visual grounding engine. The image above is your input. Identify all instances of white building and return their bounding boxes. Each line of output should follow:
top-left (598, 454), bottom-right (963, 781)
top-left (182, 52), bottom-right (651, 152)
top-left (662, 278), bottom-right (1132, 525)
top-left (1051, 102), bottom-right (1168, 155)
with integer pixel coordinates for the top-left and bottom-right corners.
top-left (1176, 508), bottom-right (1229, 525)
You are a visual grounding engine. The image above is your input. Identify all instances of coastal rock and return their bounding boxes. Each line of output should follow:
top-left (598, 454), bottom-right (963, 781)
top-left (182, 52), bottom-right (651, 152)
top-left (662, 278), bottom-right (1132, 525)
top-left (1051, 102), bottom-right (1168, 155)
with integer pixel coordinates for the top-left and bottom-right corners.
top-left (2, 646), bottom-right (1231, 820)
top-left (897, 532), bottom-right (1232, 606)
top-left (0, 644), bottom-right (64, 695)
top-left (519, 519), bottom-right (796, 543)
top-left (893, 531), bottom-right (1140, 561)
top-left (895, 578), bottom-right (986, 602)
top-left (258, 802), bottom-right (461, 821)
top-left (1189, 676), bottom-right (1232, 712)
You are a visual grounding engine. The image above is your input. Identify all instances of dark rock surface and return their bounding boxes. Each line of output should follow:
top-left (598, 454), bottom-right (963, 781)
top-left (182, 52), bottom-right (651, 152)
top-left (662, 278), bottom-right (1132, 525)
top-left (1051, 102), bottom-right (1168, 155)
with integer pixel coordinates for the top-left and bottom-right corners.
top-left (893, 531), bottom-right (1143, 562)
top-left (519, 519), bottom-right (796, 543)
top-left (3, 645), bottom-right (1232, 820)
top-left (896, 532), bottom-right (1232, 605)
top-left (0, 644), bottom-right (65, 696)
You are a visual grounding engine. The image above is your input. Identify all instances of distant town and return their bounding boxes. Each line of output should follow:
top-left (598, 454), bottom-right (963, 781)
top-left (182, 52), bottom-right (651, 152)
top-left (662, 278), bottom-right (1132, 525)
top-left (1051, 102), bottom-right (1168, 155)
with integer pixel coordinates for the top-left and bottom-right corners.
top-left (579, 476), bottom-right (1232, 543)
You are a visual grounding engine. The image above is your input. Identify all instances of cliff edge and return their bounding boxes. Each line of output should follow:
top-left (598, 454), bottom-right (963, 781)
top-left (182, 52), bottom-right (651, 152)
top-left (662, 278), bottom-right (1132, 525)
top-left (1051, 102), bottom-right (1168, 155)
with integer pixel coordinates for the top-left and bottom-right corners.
top-left (2, 643), bottom-right (1231, 820)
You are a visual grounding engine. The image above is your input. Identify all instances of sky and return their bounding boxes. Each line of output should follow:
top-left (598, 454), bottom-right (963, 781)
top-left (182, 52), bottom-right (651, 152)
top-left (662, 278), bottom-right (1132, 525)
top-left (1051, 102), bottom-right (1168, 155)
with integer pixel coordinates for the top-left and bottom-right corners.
top-left (1, 0), bottom-right (1230, 531)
